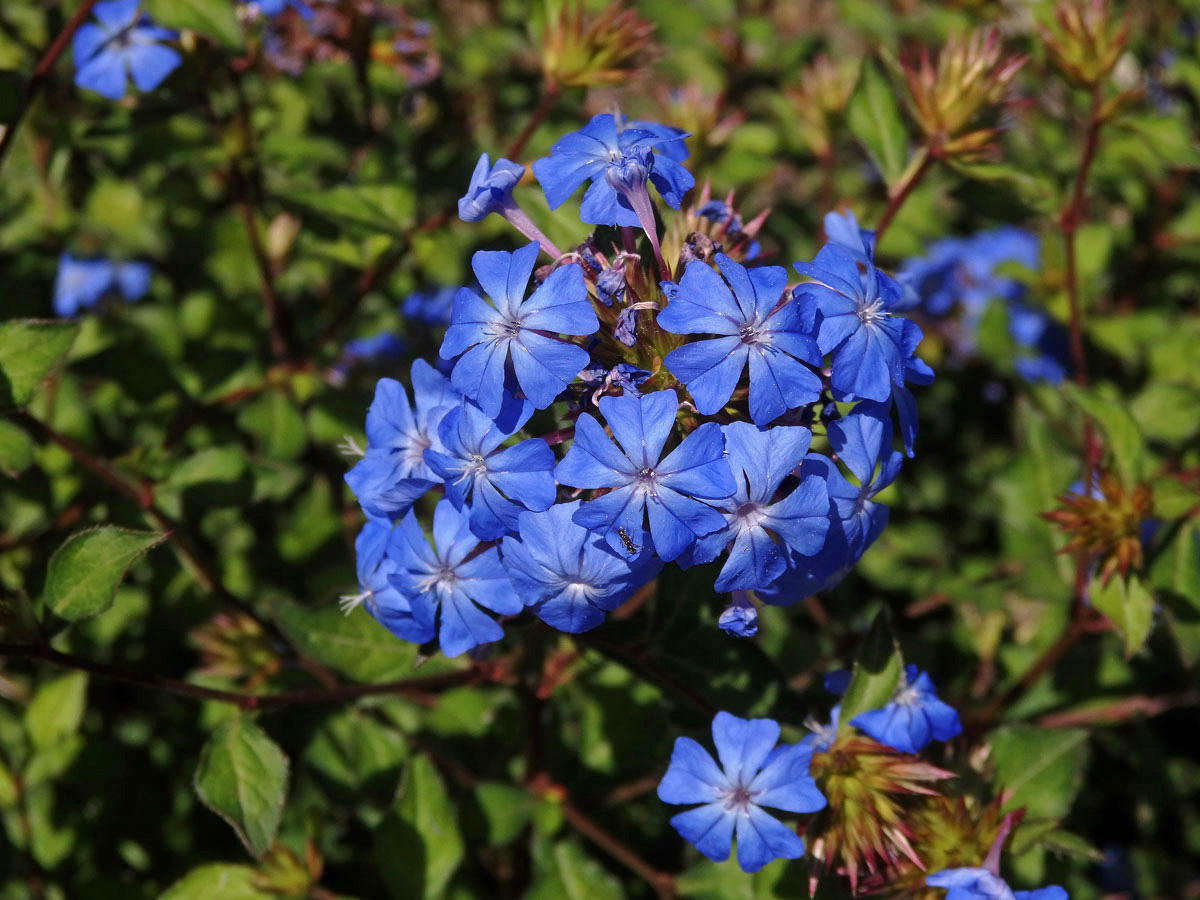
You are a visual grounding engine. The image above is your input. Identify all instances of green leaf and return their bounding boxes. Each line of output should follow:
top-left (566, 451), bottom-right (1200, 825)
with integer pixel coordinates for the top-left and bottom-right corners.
top-left (288, 185), bottom-right (415, 237)
top-left (0, 319), bottom-right (80, 408)
top-left (274, 602), bottom-right (440, 683)
top-left (306, 707), bottom-right (408, 793)
top-left (473, 782), bottom-right (533, 847)
top-left (42, 527), bottom-right (164, 622)
top-left (194, 717), bottom-right (289, 858)
top-left (142, 0), bottom-right (243, 48)
top-left (837, 610), bottom-right (903, 732)
top-left (525, 840), bottom-right (625, 900)
top-left (1149, 522), bottom-right (1200, 665)
top-left (988, 725), bottom-right (1089, 821)
top-left (236, 391), bottom-right (307, 462)
top-left (160, 447), bottom-right (246, 491)
top-left (0, 419), bottom-right (33, 477)
top-left (158, 864), bottom-right (273, 900)
top-left (375, 755), bottom-right (464, 900)
top-left (1061, 383), bottom-right (1146, 485)
top-left (845, 60), bottom-right (908, 185)
top-left (25, 672), bottom-right (88, 750)
top-left (1089, 574), bottom-right (1155, 657)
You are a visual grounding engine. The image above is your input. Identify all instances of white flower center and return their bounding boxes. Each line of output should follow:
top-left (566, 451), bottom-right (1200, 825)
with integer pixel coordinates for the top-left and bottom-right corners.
top-left (857, 297), bottom-right (889, 325)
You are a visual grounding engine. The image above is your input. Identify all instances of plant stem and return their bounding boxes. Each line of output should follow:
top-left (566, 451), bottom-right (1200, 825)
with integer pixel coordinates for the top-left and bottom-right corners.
top-left (560, 799), bottom-right (676, 900)
top-left (234, 168), bottom-right (292, 362)
top-left (873, 145), bottom-right (935, 248)
top-left (0, 641), bottom-right (482, 711)
top-left (0, 0), bottom-right (100, 173)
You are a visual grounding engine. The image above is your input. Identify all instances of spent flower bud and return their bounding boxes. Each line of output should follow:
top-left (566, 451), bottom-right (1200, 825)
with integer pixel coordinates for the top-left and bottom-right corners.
top-left (538, 0), bottom-right (656, 89)
top-left (1039, 0), bottom-right (1130, 89)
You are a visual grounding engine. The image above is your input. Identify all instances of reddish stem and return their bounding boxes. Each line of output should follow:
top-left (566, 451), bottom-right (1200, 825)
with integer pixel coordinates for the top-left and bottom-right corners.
top-left (873, 148), bottom-right (936, 248)
top-left (0, 0), bottom-right (101, 172)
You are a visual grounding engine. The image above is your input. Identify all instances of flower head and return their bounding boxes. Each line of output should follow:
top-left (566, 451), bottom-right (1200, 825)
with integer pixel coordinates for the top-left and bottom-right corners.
top-left (344, 361), bottom-right (460, 520)
top-left (347, 518), bottom-right (434, 644)
top-left (689, 422), bottom-right (829, 591)
top-left (718, 592), bottom-right (759, 637)
top-left (657, 711), bottom-right (826, 872)
top-left (457, 154), bottom-right (526, 223)
top-left (851, 664), bottom-right (962, 754)
top-left (660, 255), bottom-right (823, 425)
top-left (531, 114), bottom-right (693, 227)
top-left (555, 389), bottom-right (736, 562)
top-left (794, 244), bottom-right (923, 403)
top-left (501, 501), bottom-right (662, 633)
top-left (927, 867), bottom-right (1068, 900)
top-left (386, 500), bottom-right (522, 657)
top-left (440, 242), bottom-right (596, 417)
top-left (402, 286), bottom-right (458, 326)
top-left (73, 0), bottom-right (180, 101)
top-left (424, 394), bottom-right (557, 540)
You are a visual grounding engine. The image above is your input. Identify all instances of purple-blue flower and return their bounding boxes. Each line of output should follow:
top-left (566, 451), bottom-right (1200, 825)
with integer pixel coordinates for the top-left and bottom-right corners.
top-left (793, 243), bottom-right (923, 403)
top-left (457, 154), bottom-right (526, 223)
top-left (386, 500), bottom-right (522, 657)
top-left (555, 389), bottom-right (736, 562)
top-left (53, 254), bottom-right (151, 317)
top-left (657, 712), bottom-right (826, 873)
top-left (423, 394), bottom-right (556, 540)
top-left (73, 0), bottom-right (180, 101)
top-left (347, 518), bottom-right (434, 645)
top-left (659, 255), bottom-right (823, 425)
top-left (689, 423), bottom-right (829, 591)
top-left (440, 243), bottom-right (596, 417)
top-left (927, 868), bottom-right (1068, 900)
top-left (754, 405), bottom-right (903, 605)
top-left (899, 227), bottom-right (1039, 317)
top-left (531, 114), bottom-right (693, 227)
top-left (344, 361), bottom-right (460, 520)
top-left (501, 501), bottom-right (662, 633)
top-left (851, 664), bottom-right (962, 753)
top-left (823, 208), bottom-right (875, 266)
top-left (1009, 300), bottom-right (1070, 384)
top-left (718, 592), bottom-right (758, 637)
top-left (247, 0), bottom-right (314, 19)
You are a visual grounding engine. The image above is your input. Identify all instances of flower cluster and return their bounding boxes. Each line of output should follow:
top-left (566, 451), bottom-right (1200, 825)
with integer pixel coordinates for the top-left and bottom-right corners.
top-left (344, 113), bottom-right (932, 658)
top-left (73, 0), bottom-right (180, 101)
top-left (53, 253), bottom-right (151, 317)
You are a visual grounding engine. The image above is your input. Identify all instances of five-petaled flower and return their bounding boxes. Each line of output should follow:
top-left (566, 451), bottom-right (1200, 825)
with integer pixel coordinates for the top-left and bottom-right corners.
top-left (659, 255), bottom-right (824, 425)
top-left (73, 0), bottom-right (181, 101)
top-left (423, 394), bottom-right (557, 541)
top-left (386, 500), bottom-right (522, 657)
top-left (657, 712), bottom-right (826, 872)
top-left (441, 242), bottom-right (596, 417)
top-left (555, 389), bottom-right (736, 562)
top-left (501, 501), bottom-right (662, 633)
top-left (851, 664), bottom-right (962, 753)
top-left (793, 243), bottom-right (923, 403)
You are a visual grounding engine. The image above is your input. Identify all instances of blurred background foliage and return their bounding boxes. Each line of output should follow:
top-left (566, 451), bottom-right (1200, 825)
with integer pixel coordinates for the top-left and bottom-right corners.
top-left (1, 0), bottom-right (1199, 898)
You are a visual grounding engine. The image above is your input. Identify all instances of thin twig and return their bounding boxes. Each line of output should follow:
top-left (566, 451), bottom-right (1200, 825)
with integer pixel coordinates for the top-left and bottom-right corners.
top-left (873, 146), bottom-right (936, 248)
top-left (232, 165), bottom-right (292, 361)
top-left (560, 799), bottom-right (676, 900)
top-left (0, 641), bottom-right (481, 710)
top-left (0, 0), bottom-right (100, 172)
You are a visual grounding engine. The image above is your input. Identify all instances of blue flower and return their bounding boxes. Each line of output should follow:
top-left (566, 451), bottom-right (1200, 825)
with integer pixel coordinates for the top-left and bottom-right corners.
top-left (531, 113), bottom-right (693, 227)
top-left (73, 0), bottom-right (180, 101)
top-left (53, 254), bottom-right (151, 316)
top-left (335, 333), bottom-right (406, 377)
top-left (659, 255), bottom-right (823, 425)
top-left (823, 209), bottom-right (875, 266)
top-left (689, 423), bottom-right (829, 591)
top-left (344, 361), bottom-right (460, 520)
top-left (657, 711), bottom-right (826, 873)
top-left (402, 286), bottom-right (458, 326)
top-left (623, 117), bottom-right (689, 162)
top-left (900, 228), bottom-right (1039, 318)
top-left (892, 355), bottom-right (935, 458)
top-left (555, 389), bottom-right (736, 562)
top-left (851, 664), bottom-right (962, 753)
top-left (458, 154), bottom-right (525, 222)
top-left (1008, 300), bottom-right (1070, 384)
top-left (424, 394), bottom-right (557, 540)
top-left (793, 243), bottom-right (923, 403)
top-left (718, 592), bottom-right (758, 637)
top-left (501, 501), bottom-right (662, 633)
top-left (927, 868), bottom-right (1068, 900)
top-left (347, 518), bottom-right (434, 645)
top-left (754, 405), bottom-right (903, 605)
top-left (440, 243), bottom-right (596, 417)
top-left (386, 500), bottom-right (522, 657)
top-left (802, 704), bottom-right (840, 752)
